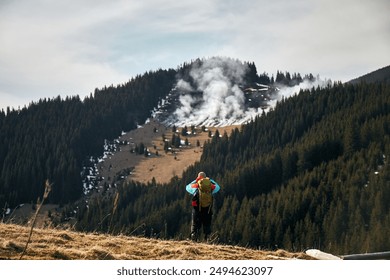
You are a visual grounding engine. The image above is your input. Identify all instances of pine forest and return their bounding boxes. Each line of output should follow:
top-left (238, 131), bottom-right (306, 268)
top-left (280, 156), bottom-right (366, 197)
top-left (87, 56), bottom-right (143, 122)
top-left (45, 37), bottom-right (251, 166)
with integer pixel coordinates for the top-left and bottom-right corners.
top-left (1, 60), bottom-right (389, 255)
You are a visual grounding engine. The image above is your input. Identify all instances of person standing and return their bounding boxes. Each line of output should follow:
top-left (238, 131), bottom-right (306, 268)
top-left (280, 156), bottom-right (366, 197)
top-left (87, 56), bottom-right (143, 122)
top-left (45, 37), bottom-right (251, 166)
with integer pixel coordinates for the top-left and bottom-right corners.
top-left (186, 171), bottom-right (220, 241)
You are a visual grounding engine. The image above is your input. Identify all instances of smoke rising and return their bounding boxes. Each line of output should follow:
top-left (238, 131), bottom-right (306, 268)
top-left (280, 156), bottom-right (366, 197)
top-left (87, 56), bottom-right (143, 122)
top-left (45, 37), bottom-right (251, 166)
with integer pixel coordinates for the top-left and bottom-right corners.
top-left (159, 57), bottom-right (332, 127)
top-left (173, 57), bottom-right (260, 127)
top-left (266, 77), bottom-right (332, 111)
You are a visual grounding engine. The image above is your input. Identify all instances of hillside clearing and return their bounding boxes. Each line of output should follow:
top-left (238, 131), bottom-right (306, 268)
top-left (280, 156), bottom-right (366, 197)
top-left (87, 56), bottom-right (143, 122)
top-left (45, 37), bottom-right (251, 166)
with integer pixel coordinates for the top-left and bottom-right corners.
top-left (98, 118), bottom-right (240, 185)
top-left (0, 224), bottom-right (313, 260)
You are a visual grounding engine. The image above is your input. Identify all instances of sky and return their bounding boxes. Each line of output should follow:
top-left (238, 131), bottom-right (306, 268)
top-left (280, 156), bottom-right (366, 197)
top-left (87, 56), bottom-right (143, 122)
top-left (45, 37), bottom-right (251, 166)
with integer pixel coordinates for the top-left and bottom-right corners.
top-left (1, 0), bottom-right (389, 111)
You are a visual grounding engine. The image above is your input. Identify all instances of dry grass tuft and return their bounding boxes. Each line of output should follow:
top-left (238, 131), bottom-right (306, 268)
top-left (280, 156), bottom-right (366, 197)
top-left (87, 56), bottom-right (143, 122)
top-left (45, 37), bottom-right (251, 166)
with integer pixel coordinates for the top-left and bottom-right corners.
top-left (2, 240), bottom-right (24, 253)
top-left (59, 233), bottom-right (72, 241)
top-left (0, 223), bottom-right (314, 260)
top-left (51, 250), bottom-right (70, 260)
top-left (86, 247), bottom-right (116, 260)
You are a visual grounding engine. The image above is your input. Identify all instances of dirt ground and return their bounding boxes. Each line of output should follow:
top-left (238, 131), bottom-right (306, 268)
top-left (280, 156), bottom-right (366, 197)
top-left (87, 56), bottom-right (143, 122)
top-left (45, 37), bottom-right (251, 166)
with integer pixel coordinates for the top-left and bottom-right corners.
top-left (97, 118), bottom-right (240, 186)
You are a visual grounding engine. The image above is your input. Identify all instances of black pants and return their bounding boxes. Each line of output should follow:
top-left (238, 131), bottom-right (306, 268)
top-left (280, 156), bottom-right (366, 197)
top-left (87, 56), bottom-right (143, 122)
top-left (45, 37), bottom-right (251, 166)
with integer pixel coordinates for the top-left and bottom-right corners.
top-left (191, 206), bottom-right (212, 240)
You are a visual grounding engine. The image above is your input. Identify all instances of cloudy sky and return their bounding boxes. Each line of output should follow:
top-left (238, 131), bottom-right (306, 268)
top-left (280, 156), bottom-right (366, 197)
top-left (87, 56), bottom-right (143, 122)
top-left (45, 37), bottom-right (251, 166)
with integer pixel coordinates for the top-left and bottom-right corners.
top-left (1, 0), bottom-right (389, 110)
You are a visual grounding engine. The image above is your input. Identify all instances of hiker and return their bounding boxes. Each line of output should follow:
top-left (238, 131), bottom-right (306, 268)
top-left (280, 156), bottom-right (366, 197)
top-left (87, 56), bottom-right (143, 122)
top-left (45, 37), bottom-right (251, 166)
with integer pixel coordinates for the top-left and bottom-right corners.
top-left (185, 171), bottom-right (220, 241)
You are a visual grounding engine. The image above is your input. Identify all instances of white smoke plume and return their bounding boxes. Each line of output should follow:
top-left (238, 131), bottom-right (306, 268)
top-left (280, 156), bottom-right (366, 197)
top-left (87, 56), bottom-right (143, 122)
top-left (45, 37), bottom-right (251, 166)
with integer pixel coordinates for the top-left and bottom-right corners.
top-left (161, 57), bottom-right (332, 127)
top-left (266, 77), bottom-right (332, 112)
top-left (173, 57), bottom-right (260, 127)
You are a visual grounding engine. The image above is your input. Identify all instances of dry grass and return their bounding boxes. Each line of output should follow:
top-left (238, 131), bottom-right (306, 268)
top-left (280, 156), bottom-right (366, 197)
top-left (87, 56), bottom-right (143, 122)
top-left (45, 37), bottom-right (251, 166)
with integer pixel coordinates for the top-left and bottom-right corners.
top-left (0, 223), bottom-right (314, 260)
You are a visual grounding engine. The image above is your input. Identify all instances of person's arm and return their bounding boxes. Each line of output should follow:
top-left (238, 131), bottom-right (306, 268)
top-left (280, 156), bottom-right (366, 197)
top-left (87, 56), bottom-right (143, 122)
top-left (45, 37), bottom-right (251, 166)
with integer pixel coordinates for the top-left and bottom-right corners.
top-left (210, 179), bottom-right (220, 194)
top-left (185, 180), bottom-right (197, 194)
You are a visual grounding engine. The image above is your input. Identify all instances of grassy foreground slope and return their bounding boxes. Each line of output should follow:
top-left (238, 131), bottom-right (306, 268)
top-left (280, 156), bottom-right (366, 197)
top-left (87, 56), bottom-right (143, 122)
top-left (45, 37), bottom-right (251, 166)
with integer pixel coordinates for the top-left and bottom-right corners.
top-left (0, 224), bottom-right (312, 260)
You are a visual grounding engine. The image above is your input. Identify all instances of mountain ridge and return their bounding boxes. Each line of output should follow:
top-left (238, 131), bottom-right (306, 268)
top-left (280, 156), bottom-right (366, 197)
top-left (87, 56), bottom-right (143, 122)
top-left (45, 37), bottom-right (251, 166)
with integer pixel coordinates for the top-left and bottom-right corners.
top-left (348, 65), bottom-right (390, 84)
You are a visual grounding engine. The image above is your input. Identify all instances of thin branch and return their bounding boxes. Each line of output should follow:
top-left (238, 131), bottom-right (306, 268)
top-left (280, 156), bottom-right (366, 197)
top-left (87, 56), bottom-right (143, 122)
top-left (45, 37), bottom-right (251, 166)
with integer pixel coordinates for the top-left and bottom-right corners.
top-left (19, 180), bottom-right (52, 260)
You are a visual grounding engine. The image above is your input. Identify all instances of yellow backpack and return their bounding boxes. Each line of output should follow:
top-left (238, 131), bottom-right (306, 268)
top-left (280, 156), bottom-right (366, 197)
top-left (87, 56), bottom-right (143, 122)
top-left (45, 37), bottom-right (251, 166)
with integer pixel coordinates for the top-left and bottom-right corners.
top-left (198, 178), bottom-right (213, 208)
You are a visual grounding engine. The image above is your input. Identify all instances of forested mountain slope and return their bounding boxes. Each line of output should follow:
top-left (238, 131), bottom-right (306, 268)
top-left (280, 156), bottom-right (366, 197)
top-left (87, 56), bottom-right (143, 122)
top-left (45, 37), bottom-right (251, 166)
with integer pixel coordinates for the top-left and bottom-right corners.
top-left (75, 79), bottom-right (390, 255)
top-left (0, 69), bottom-right (177, 206)
top-left (0, 57), bottom-right (302, 208)
top-left (348, 65), bottom-right (390, 85)
top-left (1, 59), bottom-right (389, 256)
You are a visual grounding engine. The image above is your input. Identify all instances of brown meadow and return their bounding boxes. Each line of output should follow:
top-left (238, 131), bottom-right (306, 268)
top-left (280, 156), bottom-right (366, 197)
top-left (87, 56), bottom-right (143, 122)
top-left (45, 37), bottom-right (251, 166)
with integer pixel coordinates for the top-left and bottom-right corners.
top-left (0, 223), bottom-right (313, 260)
